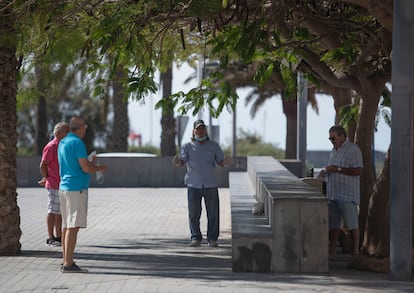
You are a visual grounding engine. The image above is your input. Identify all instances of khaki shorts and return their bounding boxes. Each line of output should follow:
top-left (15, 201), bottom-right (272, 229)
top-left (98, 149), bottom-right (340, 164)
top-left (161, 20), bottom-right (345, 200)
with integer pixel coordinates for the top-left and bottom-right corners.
top-left (59, 190), bottom-right (88, 229)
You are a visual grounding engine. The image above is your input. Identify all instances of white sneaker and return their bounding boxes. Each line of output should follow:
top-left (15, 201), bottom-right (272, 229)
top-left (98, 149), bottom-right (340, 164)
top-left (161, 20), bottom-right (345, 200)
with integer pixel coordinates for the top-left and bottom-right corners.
top-left (190, 239), bottom-right (201, 247)
top-left (208, 240), bottom-right (218, 247)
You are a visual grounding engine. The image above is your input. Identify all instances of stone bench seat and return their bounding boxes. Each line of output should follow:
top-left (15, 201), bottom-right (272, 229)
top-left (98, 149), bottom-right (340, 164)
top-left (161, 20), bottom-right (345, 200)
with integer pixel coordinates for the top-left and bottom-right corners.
top-left (229, 156), bottom-right (328, 274)
top-left (229, 172), bottom-right (273, 272)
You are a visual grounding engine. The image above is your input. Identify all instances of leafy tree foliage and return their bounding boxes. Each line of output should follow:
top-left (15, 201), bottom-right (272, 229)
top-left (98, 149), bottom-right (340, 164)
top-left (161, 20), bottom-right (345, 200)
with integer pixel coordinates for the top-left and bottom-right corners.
top-left (17, 62), bottom-right (108, 155)
top-left (0, 0), bottom-right (400, 261)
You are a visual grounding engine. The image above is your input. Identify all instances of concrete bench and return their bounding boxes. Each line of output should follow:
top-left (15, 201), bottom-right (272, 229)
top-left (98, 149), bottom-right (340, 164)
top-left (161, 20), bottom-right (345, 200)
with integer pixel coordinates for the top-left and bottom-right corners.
top-left (230, 156), bottom-right (328, 273)
top-left (229, 172), bottom-right (273, 272)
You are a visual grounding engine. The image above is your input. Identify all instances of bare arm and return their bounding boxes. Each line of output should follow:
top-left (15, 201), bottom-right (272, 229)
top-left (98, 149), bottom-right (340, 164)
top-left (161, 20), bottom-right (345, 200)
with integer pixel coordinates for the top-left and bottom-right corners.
top-left (38, 160), bottom-right (49, 186)
top-left (325, 165), bottom-right (362, 176)
top-left (39, 160), bottom-right (48, 178)
top-left (79, 158), bottom-right (107, 174)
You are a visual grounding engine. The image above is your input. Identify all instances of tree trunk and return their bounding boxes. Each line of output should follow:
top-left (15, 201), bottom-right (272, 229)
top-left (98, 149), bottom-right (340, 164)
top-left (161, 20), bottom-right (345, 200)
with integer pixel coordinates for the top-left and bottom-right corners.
top-left (362, 145), bottom-right (390, 257)
top-left (326, 86), bottom-right (357, 141)
top-left (282, 95), bottom-right (297, 159)
top-left (160, 66), bottom-right (176, 156)
top-left (0, 10), bottom-right (22, 255)
top-left (111, 67), bottom-right (129, 152)
top-left (355, 79), bottom-right (384, 247)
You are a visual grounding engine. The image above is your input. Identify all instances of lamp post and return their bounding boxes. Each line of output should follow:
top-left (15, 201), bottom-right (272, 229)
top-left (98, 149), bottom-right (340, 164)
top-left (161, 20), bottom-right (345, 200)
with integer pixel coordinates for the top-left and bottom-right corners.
top-left (297, 72), bottom-right (307, 178)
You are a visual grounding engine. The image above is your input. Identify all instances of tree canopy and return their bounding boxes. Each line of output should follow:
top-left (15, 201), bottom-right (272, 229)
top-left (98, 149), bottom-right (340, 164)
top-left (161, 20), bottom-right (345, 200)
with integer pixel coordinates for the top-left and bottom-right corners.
top-left (1, 0), bottom-right (401, 263)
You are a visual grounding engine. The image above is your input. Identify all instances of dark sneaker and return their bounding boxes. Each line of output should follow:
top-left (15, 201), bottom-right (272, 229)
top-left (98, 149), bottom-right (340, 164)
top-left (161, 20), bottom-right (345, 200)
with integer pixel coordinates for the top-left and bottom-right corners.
top-left (61, 263), bottom-right (88, 273)
top-left (54, 236), bottom-right (62, 243)
top-left (190, 239), bottom-right (201, 247)
top-left (60, 262), bottom-right (74, 270)
top-left (46, 237), bottom-right (60, 247)
top-left (208, 240), bottom-right (218, 247)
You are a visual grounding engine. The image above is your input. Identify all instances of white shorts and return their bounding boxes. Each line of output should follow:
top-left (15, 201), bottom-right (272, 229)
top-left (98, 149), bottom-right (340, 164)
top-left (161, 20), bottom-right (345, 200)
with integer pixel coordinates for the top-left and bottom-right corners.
top-left (59, 190), bottom-right (88, 229)
top-left (47, 189), bottom-right (61, 214)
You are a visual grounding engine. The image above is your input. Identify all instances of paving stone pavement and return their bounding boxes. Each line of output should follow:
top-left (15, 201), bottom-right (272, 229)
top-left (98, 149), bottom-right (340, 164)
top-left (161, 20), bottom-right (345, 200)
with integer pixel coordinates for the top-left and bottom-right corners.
top-left (0, 188), bottom-right (413, 292)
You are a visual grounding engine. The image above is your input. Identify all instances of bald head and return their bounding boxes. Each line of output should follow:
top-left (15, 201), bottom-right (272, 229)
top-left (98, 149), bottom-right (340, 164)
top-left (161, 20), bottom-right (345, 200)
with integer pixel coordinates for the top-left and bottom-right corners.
top-left (70, 116), bottom-right (85, 131)
top-left (69, 116), bottom-right (88, 138)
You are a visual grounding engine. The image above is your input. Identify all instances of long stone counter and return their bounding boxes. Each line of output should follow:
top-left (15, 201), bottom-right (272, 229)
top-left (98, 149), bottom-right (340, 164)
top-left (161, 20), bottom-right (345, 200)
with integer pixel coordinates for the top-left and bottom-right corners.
top-left (230, 156), bottom-right (328, 273)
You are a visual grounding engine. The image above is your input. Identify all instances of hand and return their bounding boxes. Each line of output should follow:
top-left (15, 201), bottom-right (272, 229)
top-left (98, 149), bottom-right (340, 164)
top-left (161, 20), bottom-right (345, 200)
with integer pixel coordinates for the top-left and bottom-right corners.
top-left (318, 169), bottom-right (326, 178)
top-left (325, 165), bottom-right (338, 173)
top-left (38, 177), bottom-right (46, 186)
top-left (88, 151), bottom-right (97, 163)
top-left (172, 155), bottom-right (183, 166)
top-left (100, 165), bottom-right (108, 173)
top-left (223, 156), bottom-right (232, 166)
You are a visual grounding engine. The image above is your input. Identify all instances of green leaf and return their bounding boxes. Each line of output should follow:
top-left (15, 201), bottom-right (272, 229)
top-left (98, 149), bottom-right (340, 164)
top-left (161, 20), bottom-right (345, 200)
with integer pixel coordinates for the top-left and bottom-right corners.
top-left (254, 61), bottom-right (275, 86)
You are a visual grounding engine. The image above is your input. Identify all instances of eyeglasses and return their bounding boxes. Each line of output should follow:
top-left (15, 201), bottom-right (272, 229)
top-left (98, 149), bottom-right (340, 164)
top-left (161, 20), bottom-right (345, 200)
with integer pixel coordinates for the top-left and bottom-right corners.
top-left (328, 137), bottom-right (336, 141)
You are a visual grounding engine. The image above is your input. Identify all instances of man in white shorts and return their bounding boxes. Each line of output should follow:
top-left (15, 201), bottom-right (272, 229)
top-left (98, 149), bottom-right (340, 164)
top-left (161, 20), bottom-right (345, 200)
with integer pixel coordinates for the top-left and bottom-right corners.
top-left (58, 116), bottom-right (107, 273)
top-left (39, 122), bottom-right (69, 246)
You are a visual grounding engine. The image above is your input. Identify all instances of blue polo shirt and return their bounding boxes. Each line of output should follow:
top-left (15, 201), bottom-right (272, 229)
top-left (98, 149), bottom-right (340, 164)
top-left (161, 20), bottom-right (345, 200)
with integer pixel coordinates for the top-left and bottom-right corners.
top-left (58, 132), bottom-right (90, 191)
top-left (180, 139), bottom-right (224, 189)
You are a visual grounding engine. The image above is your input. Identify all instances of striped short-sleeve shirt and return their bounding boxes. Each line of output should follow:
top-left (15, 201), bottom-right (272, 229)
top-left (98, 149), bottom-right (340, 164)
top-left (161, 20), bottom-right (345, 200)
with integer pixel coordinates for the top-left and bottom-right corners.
top-left (326, 140), bottom-right (363, 204)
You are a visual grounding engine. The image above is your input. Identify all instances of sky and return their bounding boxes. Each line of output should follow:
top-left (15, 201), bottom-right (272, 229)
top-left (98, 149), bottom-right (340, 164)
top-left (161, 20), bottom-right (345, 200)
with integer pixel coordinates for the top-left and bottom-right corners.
top-left (128, 63), bottom-right (391, 152)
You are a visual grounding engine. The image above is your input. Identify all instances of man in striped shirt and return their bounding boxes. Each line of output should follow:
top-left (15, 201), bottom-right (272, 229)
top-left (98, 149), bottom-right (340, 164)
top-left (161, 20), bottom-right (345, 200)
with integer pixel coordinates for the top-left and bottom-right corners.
top-left (320, 125), bottom-right (363, 258)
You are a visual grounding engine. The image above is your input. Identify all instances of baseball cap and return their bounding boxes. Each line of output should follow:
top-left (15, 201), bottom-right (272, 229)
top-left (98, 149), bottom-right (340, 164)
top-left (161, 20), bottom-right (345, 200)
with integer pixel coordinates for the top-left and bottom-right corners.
top-left (193, 119), bottom-right (206, 129)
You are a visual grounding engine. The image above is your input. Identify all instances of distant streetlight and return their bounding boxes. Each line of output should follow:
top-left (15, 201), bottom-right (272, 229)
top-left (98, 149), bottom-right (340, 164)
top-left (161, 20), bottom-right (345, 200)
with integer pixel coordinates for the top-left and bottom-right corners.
top-left (196, 59), bottom-right (228, 147)
top-left (297, 72), bottom-right (307, 178)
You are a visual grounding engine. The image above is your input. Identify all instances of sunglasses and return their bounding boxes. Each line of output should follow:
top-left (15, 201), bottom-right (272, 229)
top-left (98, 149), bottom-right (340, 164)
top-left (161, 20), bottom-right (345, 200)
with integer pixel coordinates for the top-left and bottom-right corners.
top-left (328, 137), bottom-right (336, 141)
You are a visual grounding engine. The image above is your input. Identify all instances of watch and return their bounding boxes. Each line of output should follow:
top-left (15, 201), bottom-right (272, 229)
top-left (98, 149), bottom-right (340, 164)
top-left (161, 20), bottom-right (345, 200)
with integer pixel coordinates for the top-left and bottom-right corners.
top-left (337, 167), bottom-right (342, 172)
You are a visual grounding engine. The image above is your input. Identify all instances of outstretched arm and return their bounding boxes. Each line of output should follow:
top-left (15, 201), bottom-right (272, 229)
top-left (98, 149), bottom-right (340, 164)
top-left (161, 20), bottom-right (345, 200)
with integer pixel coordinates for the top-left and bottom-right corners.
top-left (79, 158), bottom-right (107, 174)
top-left (173, 155), bottom-right (185, 167)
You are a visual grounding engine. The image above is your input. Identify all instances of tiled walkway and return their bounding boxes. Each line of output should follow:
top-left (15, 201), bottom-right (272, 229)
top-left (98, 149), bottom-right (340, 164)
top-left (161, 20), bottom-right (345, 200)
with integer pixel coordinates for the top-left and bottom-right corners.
top-left (0, 188), bottom-right (412, 292)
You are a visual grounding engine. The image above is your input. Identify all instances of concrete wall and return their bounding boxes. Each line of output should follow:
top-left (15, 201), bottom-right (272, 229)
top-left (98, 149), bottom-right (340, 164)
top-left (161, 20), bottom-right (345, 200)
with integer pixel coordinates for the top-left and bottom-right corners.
top-left (17, 156), bottom-right (247, 188)
top-left (17, 156), bottom-right (301, 188)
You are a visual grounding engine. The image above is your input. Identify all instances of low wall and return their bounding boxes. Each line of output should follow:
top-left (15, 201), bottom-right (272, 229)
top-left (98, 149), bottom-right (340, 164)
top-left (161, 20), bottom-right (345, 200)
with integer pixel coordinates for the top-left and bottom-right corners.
top-left (17, 156), bottom-right (248, 187)
top-left (17, 156), bottom-right (301, 188)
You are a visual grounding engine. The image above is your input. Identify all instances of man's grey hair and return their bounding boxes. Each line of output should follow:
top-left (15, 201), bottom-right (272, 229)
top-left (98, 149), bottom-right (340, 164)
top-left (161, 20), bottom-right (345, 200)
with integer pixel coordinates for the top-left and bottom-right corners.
top-left (329, 125), bottom-right (347, 138)
top-left (53, 122), bottom-right (69, 135)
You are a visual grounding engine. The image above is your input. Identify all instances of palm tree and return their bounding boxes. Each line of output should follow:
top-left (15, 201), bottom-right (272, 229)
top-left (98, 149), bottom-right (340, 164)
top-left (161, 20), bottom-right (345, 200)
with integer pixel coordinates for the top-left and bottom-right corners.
top-left (160, 66), bottom-right (177, 156)
top-left (0, 7), bottom-right (21, 255)
top-left (110, 66), bottom-right (129, 152)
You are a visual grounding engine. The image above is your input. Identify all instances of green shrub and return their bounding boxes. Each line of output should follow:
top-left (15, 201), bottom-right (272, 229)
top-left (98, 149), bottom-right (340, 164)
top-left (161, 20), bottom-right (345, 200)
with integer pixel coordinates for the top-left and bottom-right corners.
top-left (223, 130), bottom-right (284, 158)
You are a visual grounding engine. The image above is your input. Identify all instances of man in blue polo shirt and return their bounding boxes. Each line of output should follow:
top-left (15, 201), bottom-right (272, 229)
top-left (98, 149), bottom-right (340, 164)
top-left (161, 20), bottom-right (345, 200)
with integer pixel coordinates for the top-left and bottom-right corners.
top-left (58, 116), bottom-right (107, 273)
top-left (173, 119), bottom-right (231, 247)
